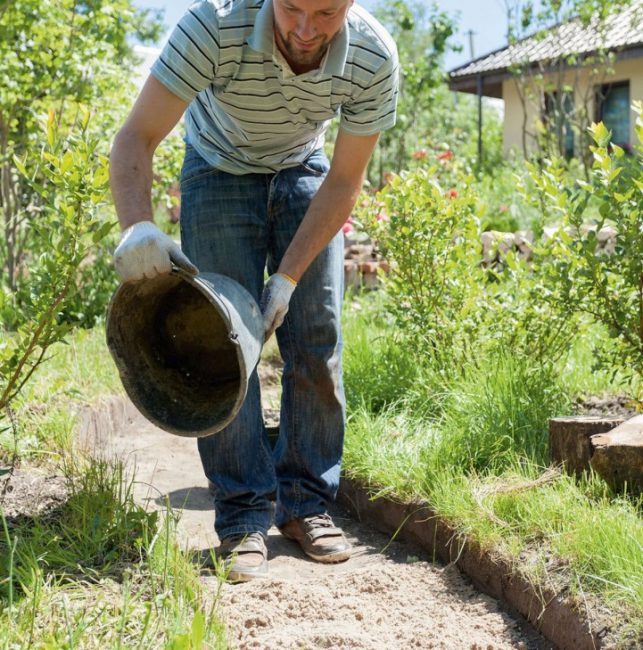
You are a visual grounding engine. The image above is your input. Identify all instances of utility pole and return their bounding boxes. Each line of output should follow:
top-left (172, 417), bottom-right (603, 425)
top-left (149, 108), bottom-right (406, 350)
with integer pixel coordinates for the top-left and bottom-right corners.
top-left (466, 30), bottom-right (483, 175)
top-left (466, 29), bottom-right (476, 60)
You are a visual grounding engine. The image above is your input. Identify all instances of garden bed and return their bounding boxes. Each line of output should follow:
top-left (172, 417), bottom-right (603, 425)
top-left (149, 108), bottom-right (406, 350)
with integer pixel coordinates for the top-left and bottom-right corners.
top-left (337, 477), bottom-right (625, 650)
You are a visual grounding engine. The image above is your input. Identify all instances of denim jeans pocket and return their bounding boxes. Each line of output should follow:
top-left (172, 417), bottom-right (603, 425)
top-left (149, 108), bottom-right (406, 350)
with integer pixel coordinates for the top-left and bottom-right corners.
top-left (300, 150), bottom-right (330, 177)
top-left (180, 145), bottom-right (220, 189)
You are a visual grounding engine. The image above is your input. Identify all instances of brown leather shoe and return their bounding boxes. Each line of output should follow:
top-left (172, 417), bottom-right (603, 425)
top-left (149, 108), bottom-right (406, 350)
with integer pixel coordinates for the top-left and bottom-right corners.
top-left (280, 513), bottom-right (351, 563)
top-left (217, 533), bottom-right (268, 582)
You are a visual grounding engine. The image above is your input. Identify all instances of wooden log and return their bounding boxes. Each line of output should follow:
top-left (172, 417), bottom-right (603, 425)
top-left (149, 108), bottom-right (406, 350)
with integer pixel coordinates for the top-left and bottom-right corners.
top-left (590, 415), bottom-right (643, 495)
top-left (549, 416), bottom-right (624, 477)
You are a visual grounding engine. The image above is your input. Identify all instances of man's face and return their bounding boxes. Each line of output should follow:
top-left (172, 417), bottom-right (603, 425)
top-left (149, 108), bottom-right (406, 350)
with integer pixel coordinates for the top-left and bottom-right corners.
top-left (273, 0), bottom-right (353, 71)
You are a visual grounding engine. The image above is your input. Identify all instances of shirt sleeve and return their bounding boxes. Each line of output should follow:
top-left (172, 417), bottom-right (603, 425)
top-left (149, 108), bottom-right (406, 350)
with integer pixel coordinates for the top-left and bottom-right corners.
top-left (339, 47), bottom-right (399, 136)
top-left (150, 2), bottom-right (219, 103)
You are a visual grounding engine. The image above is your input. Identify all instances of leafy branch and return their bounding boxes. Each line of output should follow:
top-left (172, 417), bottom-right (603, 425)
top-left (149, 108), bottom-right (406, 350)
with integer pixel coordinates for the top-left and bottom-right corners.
top-left (0, 108), bottom-right (112, 429)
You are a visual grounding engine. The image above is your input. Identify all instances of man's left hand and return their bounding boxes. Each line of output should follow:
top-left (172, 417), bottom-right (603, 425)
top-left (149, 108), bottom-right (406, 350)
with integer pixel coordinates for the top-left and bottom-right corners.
top-left (260, 273), bottom-right (297, 341)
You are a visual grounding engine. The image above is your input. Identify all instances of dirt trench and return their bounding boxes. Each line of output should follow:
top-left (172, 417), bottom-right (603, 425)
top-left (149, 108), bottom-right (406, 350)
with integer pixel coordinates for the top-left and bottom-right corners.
top-left (78, 359), bottom-right (552, 650)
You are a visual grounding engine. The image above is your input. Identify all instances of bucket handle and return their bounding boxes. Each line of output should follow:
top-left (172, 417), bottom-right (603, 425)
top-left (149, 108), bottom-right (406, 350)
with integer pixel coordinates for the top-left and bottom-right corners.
top-left (171, 266), bottom-right (239, 343)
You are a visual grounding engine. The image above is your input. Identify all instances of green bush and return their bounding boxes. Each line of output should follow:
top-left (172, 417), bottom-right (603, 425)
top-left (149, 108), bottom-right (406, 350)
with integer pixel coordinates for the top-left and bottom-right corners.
top-left (359, 164), bottom-right (581, 380)
top-left (0, 111), bottom-right (113, 419)
top-left (525, 103), bottom-right (643, 386)
top-left (362, 168), bottom-right (485, 378)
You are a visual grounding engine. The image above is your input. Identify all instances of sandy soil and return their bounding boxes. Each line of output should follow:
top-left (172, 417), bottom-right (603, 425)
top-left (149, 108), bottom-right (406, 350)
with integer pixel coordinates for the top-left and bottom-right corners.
top-left (70, 358), bottom-right (552, 650)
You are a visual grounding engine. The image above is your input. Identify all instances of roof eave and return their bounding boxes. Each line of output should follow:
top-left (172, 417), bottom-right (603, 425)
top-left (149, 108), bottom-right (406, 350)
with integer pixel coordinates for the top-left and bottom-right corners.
top-left (447, 43), bottom-right (643, 98)
top-left (448, 73), bottom-right (506, 98)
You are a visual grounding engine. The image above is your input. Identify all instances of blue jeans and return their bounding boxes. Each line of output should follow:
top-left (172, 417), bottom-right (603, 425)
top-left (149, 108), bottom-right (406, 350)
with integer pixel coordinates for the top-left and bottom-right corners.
top-left (179, 144), bottom-right (345, 540)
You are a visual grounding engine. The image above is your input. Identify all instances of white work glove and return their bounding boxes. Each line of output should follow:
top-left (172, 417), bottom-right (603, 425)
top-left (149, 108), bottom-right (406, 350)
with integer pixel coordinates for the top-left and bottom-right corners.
top-left (113, 221), bottom-right (198, 282)
top-left (260, 273), bottom-right (297, 341)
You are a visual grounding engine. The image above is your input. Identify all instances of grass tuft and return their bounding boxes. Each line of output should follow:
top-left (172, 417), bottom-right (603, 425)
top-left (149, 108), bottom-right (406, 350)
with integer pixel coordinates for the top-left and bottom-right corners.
top-left (0, 454), bottom-right (229, 648)
top-left (342, 295), bottom-right (643, 631)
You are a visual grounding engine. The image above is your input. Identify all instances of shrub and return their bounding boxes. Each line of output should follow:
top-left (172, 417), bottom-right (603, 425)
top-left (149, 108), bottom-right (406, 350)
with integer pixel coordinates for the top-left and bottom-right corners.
top-left (524, 103), bottom-right (643, 386)
top-left (360, 164), bottom-right (581, 380)
top-left (362, 168), bottom-right (485, 378)
top-left (0, 111), bottom-right (112, 420)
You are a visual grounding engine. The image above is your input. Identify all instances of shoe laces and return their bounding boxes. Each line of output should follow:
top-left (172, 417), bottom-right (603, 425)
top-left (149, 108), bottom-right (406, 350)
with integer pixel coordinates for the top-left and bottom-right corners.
top-left (303, 513), bottom-right (334, 529)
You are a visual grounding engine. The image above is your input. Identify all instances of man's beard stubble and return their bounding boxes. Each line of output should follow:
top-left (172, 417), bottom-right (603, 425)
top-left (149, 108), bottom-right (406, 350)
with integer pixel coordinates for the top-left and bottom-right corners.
top-left (276, 27), bottom-right (330, 68)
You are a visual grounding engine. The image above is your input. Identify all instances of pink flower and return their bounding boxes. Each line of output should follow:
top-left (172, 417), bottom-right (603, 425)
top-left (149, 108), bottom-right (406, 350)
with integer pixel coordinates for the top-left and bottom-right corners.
top-left (447, 189), bottom-right (457, 199)
top-left (342, 216), bottom-right (354, 235)
top-left (376, 210), bottom-right (389, 222)
top-left (412, 149), bottom-right (428, 160)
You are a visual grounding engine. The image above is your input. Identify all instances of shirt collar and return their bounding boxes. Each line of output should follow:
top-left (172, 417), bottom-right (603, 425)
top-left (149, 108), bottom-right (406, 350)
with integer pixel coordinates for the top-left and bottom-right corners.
top-left (247, 0), bottom-right (349, 77)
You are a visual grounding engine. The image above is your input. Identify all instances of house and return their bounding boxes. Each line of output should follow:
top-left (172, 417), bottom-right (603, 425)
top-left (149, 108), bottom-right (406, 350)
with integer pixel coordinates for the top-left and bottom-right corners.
top-left (448, 4), bottom-right (643, 157)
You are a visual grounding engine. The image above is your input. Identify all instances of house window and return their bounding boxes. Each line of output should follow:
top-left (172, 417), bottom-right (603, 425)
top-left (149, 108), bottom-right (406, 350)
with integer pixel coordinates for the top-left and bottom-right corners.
top-left (596, 82), bottom-right (630, 148)
top-left (544, 91), bottom-right (574, 158)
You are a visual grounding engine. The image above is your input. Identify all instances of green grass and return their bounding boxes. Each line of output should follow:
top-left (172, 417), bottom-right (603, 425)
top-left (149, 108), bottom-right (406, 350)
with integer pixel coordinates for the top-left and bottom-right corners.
top-left (0, 455), bottom-right (229, 649)
top-left (428, 469), bottom-right (643, 618)
top-left (342, 294), bottom-right (643, 632)
top-left (342, 296), bottom-right (449, 419)
top-left (0, 324), bottom-right (230, 647)
top-left (1, 323), bottom-right (121, 460)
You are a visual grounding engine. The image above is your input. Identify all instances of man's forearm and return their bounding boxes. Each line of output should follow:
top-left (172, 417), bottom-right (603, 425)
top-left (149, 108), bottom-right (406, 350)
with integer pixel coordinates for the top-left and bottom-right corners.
top-left (109, 128), bottom-right (156, 230)
top-left (277, 174), bottom-right (361, 282)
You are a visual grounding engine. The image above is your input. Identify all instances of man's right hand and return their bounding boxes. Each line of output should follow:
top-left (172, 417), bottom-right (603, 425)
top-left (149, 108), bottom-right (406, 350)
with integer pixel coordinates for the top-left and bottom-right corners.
top-left (113, 221), bottom-right (198, 282)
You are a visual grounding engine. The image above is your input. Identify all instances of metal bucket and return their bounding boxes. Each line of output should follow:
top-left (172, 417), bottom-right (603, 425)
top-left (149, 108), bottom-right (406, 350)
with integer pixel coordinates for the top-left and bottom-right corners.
top-left (106, 269), bottom-right (264, 437)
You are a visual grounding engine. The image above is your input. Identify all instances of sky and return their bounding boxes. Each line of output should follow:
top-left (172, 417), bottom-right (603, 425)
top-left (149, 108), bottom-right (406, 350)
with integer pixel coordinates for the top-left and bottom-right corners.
top-left (132, 0), bottom-right (512, 71)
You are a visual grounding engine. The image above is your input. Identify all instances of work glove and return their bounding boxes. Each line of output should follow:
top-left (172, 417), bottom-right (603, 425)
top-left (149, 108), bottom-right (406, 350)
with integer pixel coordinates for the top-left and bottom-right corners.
top-left (113, 221), bottom-right (198, 282)
top-left (260, 273), bottom-right (297, 341)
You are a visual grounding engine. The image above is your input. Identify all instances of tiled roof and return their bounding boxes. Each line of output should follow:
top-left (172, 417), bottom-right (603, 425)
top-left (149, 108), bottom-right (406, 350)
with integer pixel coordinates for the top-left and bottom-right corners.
top-left (449, 3), bottom-right (643, 79)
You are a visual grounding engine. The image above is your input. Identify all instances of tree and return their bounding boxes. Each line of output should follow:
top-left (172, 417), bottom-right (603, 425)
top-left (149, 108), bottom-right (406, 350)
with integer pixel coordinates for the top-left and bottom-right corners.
top-left (0, 2), bottom-right (164, 454)
top-left (501, 0), bottom-right (639, 169)
top-left (367, 0), bottom-right (457, 185)
top-left (0, 0), bottom-right (161, 292)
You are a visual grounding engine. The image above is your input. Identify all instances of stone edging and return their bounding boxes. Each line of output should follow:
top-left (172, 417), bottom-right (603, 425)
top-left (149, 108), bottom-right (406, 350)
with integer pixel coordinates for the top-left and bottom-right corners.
top-left (337, 477), bottom-right (606, 650)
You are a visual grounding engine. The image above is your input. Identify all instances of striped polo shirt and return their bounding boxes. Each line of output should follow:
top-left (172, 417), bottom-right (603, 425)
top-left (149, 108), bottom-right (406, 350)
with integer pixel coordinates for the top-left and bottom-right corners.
top-left (151, 0), bottom-right (398, 174)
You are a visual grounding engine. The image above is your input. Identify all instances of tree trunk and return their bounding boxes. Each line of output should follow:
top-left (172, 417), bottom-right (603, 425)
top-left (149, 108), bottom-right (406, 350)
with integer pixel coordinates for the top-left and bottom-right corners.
top-left (590, 415), bottom-right (643, 495)
top-left (549, 415), bottom-right (624, 477)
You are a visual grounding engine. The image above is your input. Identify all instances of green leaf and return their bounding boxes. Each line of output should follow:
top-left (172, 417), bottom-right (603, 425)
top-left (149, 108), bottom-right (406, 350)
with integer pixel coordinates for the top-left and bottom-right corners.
top-left (60, 151), bottom-right (74, 174)
top-left (191, 610), bottom-right (205, 648)
top-left (80, 104), bottom-right (91, 131)
top-left (590, 121), bottom-right (610, 148)
top-left (614, 190), bottom-right (634, 203)
top-left (13, 155), bottom-right (28, 178)
top-left (599, 202), bottom-right (612, 219)
top-left (91, 221), bottom-right (116, 244)
top-left (92, 167), bottom-right (109, 189)
top-left (0, 468), bottom-right (11, 477)
top-left (47, 109), bottom-right (56, 147)
top-left (608, 167), bottom-right (622, 184)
